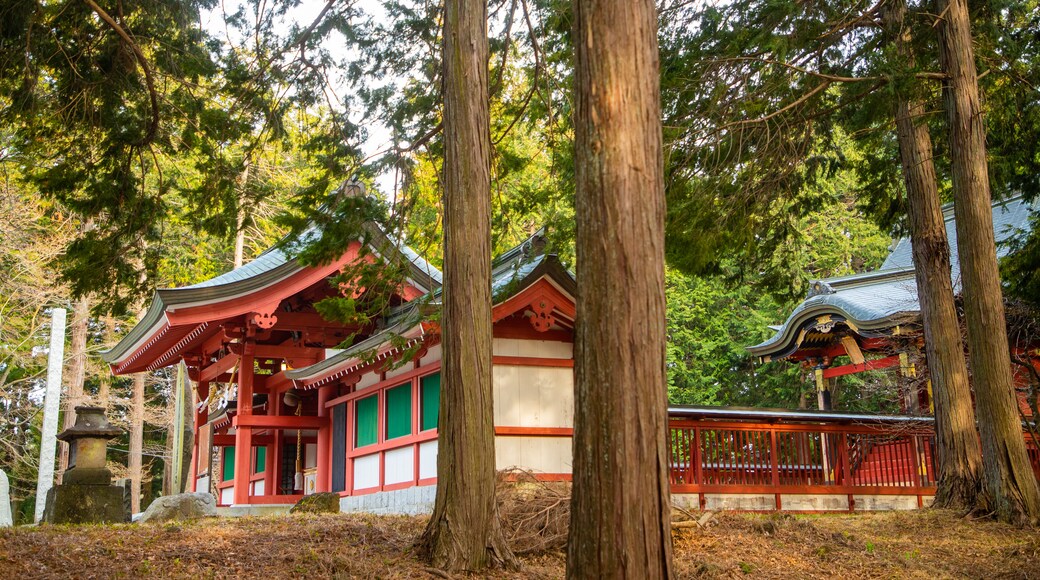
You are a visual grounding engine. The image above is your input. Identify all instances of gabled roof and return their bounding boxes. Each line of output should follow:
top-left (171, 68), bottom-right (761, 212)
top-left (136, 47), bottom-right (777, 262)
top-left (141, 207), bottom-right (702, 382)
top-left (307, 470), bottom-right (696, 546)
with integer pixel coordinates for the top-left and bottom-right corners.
top-left (749, 194), bottom-right (1037, 360)
top-left (102, 221), bottom-right (441, 372)
top-left (285, 230), bottom-right (576, 388)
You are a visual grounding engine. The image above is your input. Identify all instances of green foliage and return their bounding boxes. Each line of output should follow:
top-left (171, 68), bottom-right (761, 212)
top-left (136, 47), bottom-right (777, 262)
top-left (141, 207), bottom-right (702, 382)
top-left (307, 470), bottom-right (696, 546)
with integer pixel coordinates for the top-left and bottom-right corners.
top-left (666, 267), bottom-right (804, 407)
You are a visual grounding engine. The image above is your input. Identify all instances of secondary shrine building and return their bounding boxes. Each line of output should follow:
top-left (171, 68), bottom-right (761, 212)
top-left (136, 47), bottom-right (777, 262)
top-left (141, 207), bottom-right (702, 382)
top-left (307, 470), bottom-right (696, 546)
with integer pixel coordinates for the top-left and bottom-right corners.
top-left (104, 225), bottom-right (576, 511)
top-left (747, 194), bottom-right (1040, 414)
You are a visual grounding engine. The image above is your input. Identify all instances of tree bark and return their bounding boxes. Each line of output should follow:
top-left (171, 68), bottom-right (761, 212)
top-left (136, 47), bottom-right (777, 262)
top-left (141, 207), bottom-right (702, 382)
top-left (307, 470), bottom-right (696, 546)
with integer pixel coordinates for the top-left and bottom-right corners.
top-left (129, 307), bottom-right (147, 513)
top-left (97, 314), bottom-right (114, 405)
top-left (129, 370), bottom-right (145, 513)
top-left (882, 0), bottom-right (983, 511)
top-left (417, 0), bottom-right (516, 571)
top-left (937, 0), bottom-right (1040, 523)
top-left (568, 0), bottom-right (674, 577)
top-left (57, 295), bottom-right (91, 482)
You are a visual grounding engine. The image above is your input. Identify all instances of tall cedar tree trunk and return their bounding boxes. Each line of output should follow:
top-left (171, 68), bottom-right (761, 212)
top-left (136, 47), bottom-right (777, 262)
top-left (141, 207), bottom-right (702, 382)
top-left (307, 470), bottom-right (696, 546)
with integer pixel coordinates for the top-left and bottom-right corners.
top-left (129, 371), bottom-right (145, 513)
top-left (129, 308), bottom-right (147, 513)
top-left (883, 1), bottom-right (983, 510)
top-left (96, 314), bottom-right (114, 405)
top-left (417, 0), bottom-right (516, 571)
top-left (568, 0), bottom-right (674, 577)
top-left (57, 295), bottom-right (91, 482)
top-left (937, 0), bottom-right (1040, 522)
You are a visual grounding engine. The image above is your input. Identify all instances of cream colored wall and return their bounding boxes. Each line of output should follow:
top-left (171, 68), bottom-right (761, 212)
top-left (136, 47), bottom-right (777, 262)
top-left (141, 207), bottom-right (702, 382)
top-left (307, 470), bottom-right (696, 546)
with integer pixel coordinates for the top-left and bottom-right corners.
top-left (493, 365), bottom-right (573, 427)
top-left (493, 338), bottom-right (573, 359)
top-left (495, 436), bottom-right (572, 473)
top-left (492, 336), bottom-right (574, 475)
top-left (419, 344), bottom-right (442, 367)
top-left (355, 371), bottom-right (381, 391)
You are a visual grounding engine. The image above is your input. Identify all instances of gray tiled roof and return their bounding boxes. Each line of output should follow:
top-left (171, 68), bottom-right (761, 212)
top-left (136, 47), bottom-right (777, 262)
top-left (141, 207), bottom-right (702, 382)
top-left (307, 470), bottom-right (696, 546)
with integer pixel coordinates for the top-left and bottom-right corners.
top-left (103, 222), bottom-right (441, 366)
top-left (881, 195), bottom-right (1036, 285)
top-left (287, 229), bottom-right (576, 383)
top-left (749, 194), bottom-right (1036, 358)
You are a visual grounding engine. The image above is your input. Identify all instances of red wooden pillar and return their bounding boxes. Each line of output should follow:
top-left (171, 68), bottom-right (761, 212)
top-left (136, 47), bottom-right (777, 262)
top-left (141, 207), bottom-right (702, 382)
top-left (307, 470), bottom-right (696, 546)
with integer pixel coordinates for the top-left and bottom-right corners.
top-left (233, 351), bottom-right (254, 505)
top-left (194, 381), bottom-right (210, 492)
top-left (316, 385), bottom-right (332, 493)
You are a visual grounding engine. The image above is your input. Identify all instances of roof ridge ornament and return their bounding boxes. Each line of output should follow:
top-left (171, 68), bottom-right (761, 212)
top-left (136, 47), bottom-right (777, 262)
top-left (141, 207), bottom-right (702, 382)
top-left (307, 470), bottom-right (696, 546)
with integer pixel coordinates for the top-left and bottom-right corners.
top-left (807, 280), bottom-right (836, 298)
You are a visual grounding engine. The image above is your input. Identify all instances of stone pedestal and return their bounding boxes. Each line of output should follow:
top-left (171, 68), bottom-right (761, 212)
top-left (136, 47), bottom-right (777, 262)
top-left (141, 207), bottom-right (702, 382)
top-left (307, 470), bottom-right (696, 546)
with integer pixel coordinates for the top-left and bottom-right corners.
top-left (42, 406), bottom-right (129, 525)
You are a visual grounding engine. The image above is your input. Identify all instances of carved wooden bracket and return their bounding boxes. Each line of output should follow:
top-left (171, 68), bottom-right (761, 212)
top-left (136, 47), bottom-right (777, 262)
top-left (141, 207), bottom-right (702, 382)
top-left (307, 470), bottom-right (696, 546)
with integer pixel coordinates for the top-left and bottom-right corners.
top-left (250, 311), bottom-right (279, 330)
top-left (528, 295), bottom-right (556, 332)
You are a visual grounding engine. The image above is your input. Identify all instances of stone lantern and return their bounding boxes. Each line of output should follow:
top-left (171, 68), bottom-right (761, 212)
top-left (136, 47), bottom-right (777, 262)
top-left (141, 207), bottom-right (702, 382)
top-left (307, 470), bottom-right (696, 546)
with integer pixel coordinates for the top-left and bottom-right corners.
top-left (42, 406), bottom-right (129, 524)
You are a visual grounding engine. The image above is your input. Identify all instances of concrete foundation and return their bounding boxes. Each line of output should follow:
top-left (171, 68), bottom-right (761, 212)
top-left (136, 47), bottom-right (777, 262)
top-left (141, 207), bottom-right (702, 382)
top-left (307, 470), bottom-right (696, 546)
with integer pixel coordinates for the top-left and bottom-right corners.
top-left (782, 494), bottom-right (849, 511)
top-left (704, 493), bottom-right (775, 511)
top-left (218, 504), bottom-right (294, 517)
top-left (340, 485), bottom-right (436, 515)
top-left (853, 494), bottom-right (923, 511)
top-left (672, 492), bottom-right (930, 512)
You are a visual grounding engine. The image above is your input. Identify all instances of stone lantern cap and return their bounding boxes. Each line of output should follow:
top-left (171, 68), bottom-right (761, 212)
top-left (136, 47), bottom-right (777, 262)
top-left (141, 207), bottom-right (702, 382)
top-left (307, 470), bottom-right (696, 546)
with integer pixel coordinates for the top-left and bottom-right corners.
top-left (57, 406), bottom-right (122, 442)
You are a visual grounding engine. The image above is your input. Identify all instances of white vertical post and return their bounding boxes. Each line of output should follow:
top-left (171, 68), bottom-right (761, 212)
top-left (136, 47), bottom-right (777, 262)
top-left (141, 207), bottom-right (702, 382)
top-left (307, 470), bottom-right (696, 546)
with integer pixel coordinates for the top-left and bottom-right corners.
top-left (0, 469), bottom-right (13, 527)
top-left (171, 361), bottom-right (186, 494)
top-left (35, 307), bottom-right (66, 523)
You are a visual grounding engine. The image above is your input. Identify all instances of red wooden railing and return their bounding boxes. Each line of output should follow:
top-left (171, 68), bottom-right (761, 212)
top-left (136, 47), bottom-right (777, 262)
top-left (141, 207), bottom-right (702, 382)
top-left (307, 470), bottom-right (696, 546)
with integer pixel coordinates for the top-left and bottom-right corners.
top-left (668, 418), bottom-right (939, 509)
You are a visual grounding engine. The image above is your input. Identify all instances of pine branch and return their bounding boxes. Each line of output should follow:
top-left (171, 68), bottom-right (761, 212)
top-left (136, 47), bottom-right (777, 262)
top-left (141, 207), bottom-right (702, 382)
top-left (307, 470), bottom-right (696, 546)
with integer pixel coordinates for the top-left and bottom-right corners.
top-left (83, 0), bottom-right (159, 147)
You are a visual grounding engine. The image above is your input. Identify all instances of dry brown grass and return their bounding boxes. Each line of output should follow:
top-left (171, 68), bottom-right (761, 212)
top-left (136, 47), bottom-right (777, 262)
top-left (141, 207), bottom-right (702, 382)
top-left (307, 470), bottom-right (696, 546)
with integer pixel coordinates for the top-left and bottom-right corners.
top-left (0, 509), bottom-right (1037, 578)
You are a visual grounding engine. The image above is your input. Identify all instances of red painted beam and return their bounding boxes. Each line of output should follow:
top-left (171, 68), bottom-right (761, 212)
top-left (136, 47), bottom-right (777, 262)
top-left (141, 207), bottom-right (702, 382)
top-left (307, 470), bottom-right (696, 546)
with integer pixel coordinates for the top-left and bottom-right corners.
top-left (228, 342), bottom-right (325, 359)
top-left (200, 353), bottom-right (239, 383)
top-left (233, 415), bottom-right (327, 429)
top-left (822, 355), bottom-right (901, 379)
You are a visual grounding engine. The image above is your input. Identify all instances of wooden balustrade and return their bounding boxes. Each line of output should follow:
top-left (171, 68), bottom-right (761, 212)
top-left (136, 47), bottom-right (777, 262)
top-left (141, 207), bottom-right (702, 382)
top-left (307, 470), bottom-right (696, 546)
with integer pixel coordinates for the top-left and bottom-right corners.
top-left (668, 418), bottom-right (941, 509)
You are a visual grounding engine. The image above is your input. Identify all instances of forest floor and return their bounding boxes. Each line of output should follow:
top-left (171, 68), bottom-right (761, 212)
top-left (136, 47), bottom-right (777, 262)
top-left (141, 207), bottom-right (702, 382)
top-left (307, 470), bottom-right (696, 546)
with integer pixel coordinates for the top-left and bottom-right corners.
top-left (0, 509), bottom-right (1037, 579)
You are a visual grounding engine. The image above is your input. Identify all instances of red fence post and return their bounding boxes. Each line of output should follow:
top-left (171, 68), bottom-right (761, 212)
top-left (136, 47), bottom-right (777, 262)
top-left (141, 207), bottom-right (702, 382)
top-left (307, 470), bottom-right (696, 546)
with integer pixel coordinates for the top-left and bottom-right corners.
top-left (693, 425), bottom-right (704, 510)
top-left (839, 432), bottom-right (853, 512)
top-left (770, 428), bottom-right (780, 510)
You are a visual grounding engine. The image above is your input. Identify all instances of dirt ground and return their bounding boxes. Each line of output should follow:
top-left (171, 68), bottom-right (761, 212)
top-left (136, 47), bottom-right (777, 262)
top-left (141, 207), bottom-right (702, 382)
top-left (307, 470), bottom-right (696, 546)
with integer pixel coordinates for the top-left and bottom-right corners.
top-left (0, 510), bottom-right (1037, 579)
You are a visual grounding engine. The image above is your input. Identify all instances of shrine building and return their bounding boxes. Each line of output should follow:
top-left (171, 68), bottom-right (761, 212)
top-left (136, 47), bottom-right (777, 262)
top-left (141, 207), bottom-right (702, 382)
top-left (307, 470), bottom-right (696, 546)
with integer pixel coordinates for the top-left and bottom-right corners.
top-left (104, 224), bottom-right (576, 512)
top-left (747, 194), bottom-right (1040, 414)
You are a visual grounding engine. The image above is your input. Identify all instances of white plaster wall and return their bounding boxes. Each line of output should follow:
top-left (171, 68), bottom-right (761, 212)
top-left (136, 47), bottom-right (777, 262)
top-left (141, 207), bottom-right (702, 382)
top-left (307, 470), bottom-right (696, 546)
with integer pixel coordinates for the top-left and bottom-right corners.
top-left (252, 479), bottom-right (265, 496)
top-left (419, 344), bottom-right (442, 367)
top-left (493, 338), bottom-right (522, 357)
top-left (493, 365), bottom-right (573, 428)
top-left (356, 372), bottom-right (381, 391)
top-left (195, 475), bottom-right (210, 494)
top-left (353, 453), bottom-right (380, 490)
top-left (419, 440), bottom-right (438, 480)
top-left (384, 362), bottom-right (414, 381)
top-left (384, 447), bottom-right (415, 485)
top-left (220, 487), bottom-right (234, 505)
top-left (518, 340), bottom-right (573, 359)
top-left (495, 436), bottom-right (571, 473)
top-left (305, 443), bottom-right (317, 469)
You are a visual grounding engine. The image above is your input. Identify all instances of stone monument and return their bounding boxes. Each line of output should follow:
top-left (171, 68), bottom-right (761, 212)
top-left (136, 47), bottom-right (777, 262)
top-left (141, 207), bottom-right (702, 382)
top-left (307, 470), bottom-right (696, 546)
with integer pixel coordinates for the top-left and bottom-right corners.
top-left (34, 307), bottom-right (65, 523)
top-left (0, 469), bottom-right (13, 527)
top-left (42, 406), bottom-right (129, 524)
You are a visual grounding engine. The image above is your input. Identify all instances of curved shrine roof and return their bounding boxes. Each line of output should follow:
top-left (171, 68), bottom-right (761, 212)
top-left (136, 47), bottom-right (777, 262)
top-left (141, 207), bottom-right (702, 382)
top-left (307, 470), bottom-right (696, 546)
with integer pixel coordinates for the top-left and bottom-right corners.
top-left (749, 194), bottom-right (1037, 360)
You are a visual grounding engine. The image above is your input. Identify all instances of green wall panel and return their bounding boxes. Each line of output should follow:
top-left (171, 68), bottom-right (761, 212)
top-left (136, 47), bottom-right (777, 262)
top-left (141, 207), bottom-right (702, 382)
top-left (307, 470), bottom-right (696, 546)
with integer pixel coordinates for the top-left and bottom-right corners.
top-left (255, 446), bottom-right (266, 474)
top-left (385, 383), bottom-right (412, 440)
top-left (356, 395), bottom-right (378, 447)
top-left (222, 447), bottom-right (235, 481)
top-left (421, 373), bottom-right (440, 431)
